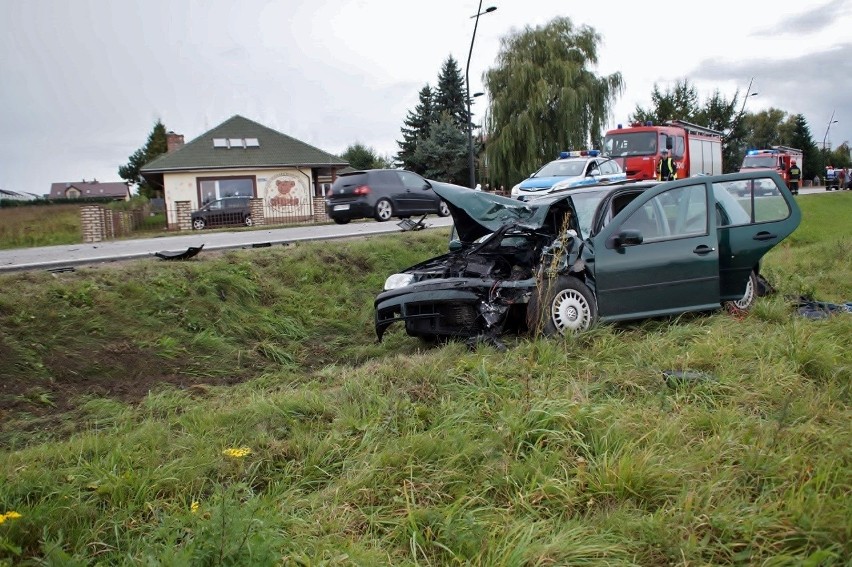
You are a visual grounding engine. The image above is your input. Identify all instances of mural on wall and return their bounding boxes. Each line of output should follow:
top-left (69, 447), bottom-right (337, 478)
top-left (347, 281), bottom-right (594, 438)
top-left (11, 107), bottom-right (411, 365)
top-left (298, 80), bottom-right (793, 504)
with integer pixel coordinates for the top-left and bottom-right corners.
top-left (264, 173), bottom-right (310, 212)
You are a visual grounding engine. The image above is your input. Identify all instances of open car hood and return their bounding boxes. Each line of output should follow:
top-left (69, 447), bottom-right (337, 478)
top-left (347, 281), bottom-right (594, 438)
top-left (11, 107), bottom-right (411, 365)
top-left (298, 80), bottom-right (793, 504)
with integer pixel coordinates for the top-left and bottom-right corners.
top-left (430, 182), bottom-right (573, 244)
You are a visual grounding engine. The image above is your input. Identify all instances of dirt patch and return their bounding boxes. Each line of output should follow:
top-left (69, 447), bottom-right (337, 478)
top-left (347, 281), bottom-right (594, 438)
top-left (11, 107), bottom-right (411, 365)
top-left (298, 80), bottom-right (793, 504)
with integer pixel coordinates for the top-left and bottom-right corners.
top-left (1, 340), bottom-right (250, 441)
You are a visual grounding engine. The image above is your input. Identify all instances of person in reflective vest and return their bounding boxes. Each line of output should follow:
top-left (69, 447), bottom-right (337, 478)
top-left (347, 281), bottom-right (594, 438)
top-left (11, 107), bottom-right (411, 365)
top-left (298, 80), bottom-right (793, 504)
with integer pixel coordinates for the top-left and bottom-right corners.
top-left (788, 160), bottom-right (801, 195)
top-left (657, 149), bottom-right (677, 181)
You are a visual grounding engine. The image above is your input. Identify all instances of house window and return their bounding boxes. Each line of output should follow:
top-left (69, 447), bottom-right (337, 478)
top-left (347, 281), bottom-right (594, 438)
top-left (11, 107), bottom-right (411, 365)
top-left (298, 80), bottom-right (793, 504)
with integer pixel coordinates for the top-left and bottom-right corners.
top-left (197, 176), bottom-right (256, 205)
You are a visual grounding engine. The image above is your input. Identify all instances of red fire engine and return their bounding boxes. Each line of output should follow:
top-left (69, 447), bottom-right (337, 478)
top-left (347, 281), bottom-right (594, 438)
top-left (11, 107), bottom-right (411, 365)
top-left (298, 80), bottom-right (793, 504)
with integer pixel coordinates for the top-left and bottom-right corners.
top-left (603, 120), bottom-right (723, 181)
top-left (739, 146), bottom-right (803, 189)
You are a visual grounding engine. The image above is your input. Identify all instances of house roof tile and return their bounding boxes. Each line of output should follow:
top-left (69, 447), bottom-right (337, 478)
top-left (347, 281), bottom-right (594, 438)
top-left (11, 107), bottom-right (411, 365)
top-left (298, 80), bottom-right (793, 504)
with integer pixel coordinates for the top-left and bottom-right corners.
top-left (49, 181), bottom-right (130, 199)
top-left (140, 115), bottom-right (348, 173)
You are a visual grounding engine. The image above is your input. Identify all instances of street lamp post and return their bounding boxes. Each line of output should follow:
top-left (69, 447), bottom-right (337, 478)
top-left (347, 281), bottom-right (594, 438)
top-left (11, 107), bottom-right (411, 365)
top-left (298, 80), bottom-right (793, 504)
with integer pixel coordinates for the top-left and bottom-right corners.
top-left (822, 110), bottom-right (838, 150)
top-left (465, 1), bottom-right (496, 189)
top-left (730, 77), bottom-right (758, 136)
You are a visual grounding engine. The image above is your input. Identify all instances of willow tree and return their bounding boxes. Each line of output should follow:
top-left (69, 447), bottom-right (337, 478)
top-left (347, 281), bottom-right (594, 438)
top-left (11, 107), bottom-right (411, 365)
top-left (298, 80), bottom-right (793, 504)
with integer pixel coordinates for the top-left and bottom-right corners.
top-left (484, 17), bottom-right (623, 187)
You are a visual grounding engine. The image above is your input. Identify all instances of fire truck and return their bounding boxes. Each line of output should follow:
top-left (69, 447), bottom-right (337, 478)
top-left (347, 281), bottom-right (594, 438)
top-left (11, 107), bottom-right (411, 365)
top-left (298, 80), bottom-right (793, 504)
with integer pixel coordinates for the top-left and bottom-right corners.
top-left (739, 146), bottom-right (803, 190)
top-left (603, 119), bottom-right (723, 181)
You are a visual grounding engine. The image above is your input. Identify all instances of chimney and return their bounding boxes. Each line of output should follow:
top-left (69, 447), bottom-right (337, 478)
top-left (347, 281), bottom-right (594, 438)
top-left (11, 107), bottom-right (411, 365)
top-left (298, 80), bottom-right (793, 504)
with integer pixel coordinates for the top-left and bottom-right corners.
top-left (166, 131), bottom-right (185, 153)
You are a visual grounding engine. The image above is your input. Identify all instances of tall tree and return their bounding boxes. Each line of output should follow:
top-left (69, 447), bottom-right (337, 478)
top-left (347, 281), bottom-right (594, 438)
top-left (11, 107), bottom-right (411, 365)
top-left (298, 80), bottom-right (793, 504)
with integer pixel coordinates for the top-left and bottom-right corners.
top-left (434, 55), bottom-right (468, 130)
top-left (396, 85), bottom-right (435, 173)
top-left (786, 114), bottom-right (820, 180)
top-left (118, 120), bottom-right (168, 199)
top-left (484, 17), bottom-right (623, 188)
top-left (413, 112), bottom-right (469, 184)
top-left (631, 80), bottom-right (700, 125)
top-left (743, 108), bottom-right (787, 149)
top-left (340, 142), bottom-right (390, 170)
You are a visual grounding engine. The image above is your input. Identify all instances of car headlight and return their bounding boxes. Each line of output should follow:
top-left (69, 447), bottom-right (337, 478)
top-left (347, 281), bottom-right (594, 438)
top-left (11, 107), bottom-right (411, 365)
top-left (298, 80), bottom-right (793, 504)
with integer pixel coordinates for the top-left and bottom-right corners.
top-left (383, 273), bottom-right (415, 290)
top-left (510, 184), bottom-right (521, 196)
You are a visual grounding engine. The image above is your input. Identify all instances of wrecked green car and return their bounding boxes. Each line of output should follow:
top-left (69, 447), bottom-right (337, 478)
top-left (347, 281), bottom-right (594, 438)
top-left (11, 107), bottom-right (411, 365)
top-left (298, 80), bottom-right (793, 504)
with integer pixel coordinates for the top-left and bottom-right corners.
top-left (375, 171), bottom-right (800, 343)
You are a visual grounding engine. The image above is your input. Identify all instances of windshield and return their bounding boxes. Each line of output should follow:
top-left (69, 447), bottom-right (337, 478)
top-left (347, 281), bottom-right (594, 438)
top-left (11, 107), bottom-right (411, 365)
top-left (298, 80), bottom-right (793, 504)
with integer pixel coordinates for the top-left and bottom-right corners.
top-left (534, 159), bottom-right (586, 178)
top-left (741, 156), bottom-right (779, 169)
top-left (604, 131), bottom-right (657, 157)
top-left (569, 190), bottom-right (608, 237)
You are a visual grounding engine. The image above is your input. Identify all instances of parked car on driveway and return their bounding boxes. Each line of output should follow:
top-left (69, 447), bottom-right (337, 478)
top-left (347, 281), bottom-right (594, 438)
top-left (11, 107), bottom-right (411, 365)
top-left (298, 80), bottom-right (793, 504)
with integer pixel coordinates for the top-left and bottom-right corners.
top-left (325, 169), bottom-right (453, 224)
top-left (191, 196), bottom-right (253, 230)
top-left (375, 171), bottom-right (800, 343)
top-left (510, 150), bottom-right (626, 201)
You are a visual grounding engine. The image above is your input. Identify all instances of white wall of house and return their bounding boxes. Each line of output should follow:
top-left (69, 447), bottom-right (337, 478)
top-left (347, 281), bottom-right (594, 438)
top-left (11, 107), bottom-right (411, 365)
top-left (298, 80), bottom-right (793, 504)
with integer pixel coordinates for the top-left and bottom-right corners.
top-left (163, 167), bottom-right (312, 227)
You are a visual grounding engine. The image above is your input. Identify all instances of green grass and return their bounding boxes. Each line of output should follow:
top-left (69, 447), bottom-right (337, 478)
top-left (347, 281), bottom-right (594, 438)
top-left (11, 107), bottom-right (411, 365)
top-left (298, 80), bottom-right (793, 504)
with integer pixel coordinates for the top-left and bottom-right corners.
top-left (0, 194), bottom-right (850, 565)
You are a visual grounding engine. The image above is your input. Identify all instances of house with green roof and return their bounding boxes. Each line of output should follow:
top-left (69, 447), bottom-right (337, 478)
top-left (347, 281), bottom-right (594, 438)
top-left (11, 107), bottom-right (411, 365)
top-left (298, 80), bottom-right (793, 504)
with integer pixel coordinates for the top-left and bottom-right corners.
top-left (141, 115), bottom-right (349, 228)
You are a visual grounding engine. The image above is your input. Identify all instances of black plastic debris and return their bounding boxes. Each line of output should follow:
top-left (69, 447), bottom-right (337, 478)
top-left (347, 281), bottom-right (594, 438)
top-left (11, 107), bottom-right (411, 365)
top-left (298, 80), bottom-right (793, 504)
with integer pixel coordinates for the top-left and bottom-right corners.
top-left (155, 244), bottom-right (204, 261)
top-left (397, 215), bottom-right (427, 231)
top-left (792, 296), bottom-right (852, 320)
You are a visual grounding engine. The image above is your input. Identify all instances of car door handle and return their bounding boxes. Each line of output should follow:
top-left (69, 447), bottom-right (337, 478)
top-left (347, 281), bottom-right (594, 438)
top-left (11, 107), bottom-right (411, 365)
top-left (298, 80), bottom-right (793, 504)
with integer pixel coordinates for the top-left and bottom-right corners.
top-left (693, 245), bottom-right (715, 255)
top-left (753, 232), bottom-right (777, 241)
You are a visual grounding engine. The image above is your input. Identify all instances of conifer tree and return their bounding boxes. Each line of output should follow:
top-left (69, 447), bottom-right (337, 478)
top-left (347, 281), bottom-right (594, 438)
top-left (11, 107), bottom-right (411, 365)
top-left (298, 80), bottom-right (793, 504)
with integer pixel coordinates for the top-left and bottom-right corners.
top-left (119, 120), bottom-right (168, 199)
top-left (396, 85), bottom-right (435, 173)
top-left (434, 55), bottom-right (468, 130)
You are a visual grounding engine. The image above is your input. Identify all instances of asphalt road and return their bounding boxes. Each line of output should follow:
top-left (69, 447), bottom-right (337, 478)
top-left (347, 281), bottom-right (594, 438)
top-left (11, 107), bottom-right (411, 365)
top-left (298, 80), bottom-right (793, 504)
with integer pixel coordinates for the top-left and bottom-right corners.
top-left (0, 185), bottom-right (842, 273)
top-left (0, 215), bottom-right (454, 273)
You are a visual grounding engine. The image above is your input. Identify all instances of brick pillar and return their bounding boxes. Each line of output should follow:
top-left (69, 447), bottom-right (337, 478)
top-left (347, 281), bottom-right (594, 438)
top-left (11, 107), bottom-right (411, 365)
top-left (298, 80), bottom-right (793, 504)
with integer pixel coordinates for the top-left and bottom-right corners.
top-left (81, 205), bottom-right (104, 243)
top-left (313, 197), bottom-right (328, 222)
top-left (176, 201), bottom-right (192, 231)
top-left (103, 209), bottom-right (115, 239)
top-left (249, 198), bottom-right (265, 226)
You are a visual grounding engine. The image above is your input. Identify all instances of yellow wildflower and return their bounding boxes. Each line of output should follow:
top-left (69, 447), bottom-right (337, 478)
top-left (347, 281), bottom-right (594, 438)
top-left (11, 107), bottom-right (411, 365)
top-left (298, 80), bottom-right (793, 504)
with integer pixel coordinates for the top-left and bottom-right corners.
top-left (222, 447), bottom-right (252, 458)
top-left (0, 511), bottom-right (22, 524)
top-left (190, 501), bottom-right (200, 514)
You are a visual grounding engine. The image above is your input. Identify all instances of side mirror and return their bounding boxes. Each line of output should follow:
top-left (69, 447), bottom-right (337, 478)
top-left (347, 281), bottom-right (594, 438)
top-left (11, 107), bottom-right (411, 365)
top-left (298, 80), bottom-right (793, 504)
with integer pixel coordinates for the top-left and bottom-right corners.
top-left (611, 229), bottom-right (643, 248)
top-left (589, 168), bottom-right (601, 177)
top-left (448, 239), bottom-right (463, 252)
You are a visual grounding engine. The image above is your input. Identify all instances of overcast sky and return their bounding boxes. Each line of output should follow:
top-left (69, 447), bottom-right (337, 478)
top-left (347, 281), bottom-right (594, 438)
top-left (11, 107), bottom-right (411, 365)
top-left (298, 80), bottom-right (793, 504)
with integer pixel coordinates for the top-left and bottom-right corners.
top-left (2, 0), bottom-right (851, 195)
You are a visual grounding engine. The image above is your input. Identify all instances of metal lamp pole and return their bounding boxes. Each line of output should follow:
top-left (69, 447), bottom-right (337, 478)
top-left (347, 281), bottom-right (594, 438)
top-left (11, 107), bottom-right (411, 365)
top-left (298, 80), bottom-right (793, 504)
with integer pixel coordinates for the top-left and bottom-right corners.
top-left (465, 2), bottom-right (496, 188)
top-left (823, 111), bottom-right (837, 150)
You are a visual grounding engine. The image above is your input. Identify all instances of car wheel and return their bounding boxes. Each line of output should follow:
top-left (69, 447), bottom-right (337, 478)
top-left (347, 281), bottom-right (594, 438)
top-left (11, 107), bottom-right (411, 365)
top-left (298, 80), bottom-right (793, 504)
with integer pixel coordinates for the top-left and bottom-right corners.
top-left (725, 271), bottom-right (758, 312)
top-left (332, 216), bottom-right (350, 225)
top-left (438, 200), bottom-right (451, 217)
top-left (192, 218), bottom-right (206, 230)
top-left (244, 216), bottom-right (253, 227)
top-left (374, 199), bottom-right (393, 222)
top-left (527, 275), bottom-right (597, 337)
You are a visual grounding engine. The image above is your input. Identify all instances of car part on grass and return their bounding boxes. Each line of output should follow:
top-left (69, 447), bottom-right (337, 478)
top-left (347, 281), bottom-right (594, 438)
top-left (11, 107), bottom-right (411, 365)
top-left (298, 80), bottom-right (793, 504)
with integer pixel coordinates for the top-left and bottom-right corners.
top-left (397, 215), bottom-right (427, 231)
top-left (792, 297), bottom-right (852, 319)
top-left (155, 244), bottom-right (205, 261)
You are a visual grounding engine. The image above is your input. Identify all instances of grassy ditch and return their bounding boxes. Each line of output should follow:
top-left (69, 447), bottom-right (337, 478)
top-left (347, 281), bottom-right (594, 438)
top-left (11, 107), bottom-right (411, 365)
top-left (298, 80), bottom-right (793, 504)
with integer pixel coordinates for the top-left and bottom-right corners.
top-left (0, 194), bottom-right (850, 564)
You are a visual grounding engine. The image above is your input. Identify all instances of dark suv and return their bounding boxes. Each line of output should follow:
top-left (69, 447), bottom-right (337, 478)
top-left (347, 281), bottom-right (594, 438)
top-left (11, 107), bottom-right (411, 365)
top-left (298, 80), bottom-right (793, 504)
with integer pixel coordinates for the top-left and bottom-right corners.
top-left (191, 197), bottom-right (253, 230)
top-left (325, 169), bottom-right (452, 224)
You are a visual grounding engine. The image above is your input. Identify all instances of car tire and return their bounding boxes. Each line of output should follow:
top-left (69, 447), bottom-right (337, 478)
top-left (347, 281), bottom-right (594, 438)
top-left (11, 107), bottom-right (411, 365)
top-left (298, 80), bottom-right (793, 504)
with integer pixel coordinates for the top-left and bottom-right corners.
top-left (332, 216), bottom-right (350, 225)
top-left (192, 218), bottom-right (206, 230)
top-left (243, 216), bottom-right (253, 227)
top-left (374, 199), bottom-right (393, 222)
top-left (724, 271), bottom-right (758, 312)
top-left (527, 275), bottom-right (597, 337)
top-left (438, 200), bottom-right (451, 217)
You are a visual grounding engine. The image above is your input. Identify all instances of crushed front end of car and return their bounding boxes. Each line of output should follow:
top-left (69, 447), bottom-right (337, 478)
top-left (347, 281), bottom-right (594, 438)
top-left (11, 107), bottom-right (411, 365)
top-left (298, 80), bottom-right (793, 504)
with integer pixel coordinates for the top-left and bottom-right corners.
top-left (374, 184), bottom-right (583, 345)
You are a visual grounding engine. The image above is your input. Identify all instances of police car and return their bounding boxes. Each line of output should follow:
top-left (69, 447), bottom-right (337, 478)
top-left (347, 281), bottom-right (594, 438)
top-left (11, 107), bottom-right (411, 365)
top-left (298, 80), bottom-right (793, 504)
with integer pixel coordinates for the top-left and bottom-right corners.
top-left (511, 150), bottom-right (627, 201)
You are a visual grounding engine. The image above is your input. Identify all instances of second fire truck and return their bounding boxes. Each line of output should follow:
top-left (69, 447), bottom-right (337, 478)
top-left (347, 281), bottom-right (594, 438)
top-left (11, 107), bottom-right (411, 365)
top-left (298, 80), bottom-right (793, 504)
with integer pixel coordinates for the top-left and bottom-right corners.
top-left (739, 146), bottom-right (804, 190)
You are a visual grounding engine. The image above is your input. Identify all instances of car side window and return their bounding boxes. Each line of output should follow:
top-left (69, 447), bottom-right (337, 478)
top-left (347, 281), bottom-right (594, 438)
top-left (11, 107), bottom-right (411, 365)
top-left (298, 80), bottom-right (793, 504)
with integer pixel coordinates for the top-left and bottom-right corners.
top-left (712, 177), bottom-right (789, 225)
top-left (398, 171), bottom-right (427, 190)
top-left (619, 184), bottom-right (707, 241)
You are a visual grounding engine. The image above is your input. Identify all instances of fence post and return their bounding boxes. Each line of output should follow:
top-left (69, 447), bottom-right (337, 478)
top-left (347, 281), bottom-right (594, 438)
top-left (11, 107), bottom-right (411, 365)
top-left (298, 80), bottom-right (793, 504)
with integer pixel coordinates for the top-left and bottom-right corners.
top-left (80, 205), bottom-right (105, 243)
top-left (176, 201), bottom-right (191, 231)
top-left (249, 198), bottom-right (266, 226)
top-left (312, 197), bottom-right (328, 222)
